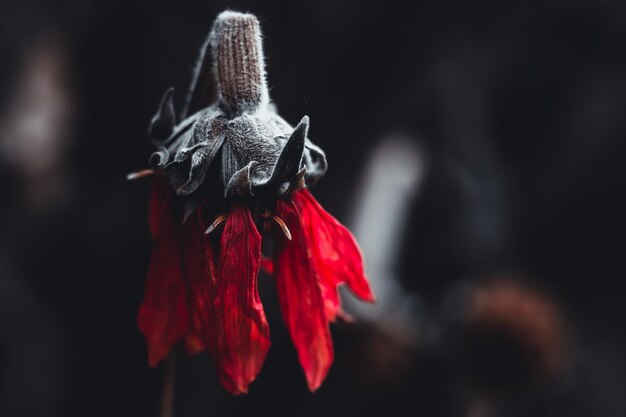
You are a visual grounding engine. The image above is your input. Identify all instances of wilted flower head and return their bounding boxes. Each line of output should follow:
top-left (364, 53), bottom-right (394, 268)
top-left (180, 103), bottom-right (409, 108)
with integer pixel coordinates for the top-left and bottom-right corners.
top-left (148, 11), bottom-right (326, 201)
top-left (132, 11), bottom-right (374, 394)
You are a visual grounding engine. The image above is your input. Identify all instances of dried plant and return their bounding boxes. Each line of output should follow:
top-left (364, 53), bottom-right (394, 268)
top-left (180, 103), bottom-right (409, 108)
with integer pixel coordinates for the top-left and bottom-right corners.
top-left (130, 11), bottom-right (374, 394)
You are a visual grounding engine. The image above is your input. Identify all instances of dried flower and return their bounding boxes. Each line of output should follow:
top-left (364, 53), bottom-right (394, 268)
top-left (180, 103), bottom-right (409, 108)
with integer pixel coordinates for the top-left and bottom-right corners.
top-left (132, 11), bottom-right (374, 394)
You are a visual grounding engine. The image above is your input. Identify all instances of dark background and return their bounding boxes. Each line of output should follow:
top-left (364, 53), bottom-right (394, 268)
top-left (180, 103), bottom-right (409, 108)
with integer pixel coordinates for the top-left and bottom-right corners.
top-left (1, 0), bottom-right (625, 416)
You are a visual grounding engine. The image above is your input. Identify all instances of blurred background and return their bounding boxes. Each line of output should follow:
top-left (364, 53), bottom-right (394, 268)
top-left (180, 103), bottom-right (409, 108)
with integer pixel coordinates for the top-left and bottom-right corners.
top-left (1, 0), bottom-right (626, 416)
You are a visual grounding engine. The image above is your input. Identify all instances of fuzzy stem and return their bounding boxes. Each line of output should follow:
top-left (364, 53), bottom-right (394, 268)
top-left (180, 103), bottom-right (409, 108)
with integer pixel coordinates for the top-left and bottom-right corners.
top-left (210, 11), bottom-right (269, 115)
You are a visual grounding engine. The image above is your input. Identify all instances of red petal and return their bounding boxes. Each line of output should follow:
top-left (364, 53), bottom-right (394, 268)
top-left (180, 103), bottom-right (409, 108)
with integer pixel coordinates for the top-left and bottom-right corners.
top-left (214, 204), bottom-right (270, 393)
top-left (137, 181), bottom-right (188, 367)
top-left (180, 212), bottom-right (245, 394)
top-left (260, 256), bottom-right (274, 275)
top-left (183, 332), bottom-right (205, 355)
top-left (275, 198), bottom-right (334, 391)
top-left (293, 189), bottom-right (375, 321)
top-left (179, 213), bottom-right (215, 356)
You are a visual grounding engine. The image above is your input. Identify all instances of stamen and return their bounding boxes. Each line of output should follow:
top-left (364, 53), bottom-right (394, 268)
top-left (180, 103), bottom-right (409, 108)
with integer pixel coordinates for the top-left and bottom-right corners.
top-left (205, 215), bottom-right (227, 234)
top-left (271, 215), bottom-right (292, 241)
top-left (126, 169), bottom-right (155, 180)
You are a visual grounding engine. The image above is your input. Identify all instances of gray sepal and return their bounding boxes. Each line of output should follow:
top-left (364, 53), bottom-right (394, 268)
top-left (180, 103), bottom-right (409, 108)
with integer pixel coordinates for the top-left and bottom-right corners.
top-left (221, 139), bottom-right (240, 193)
top-left (149, 88), bottom-right (176, 143)
top-left (182, 192), bottom-right (203, 223)
top-left (266, 116), bottom-right (308, 184)
top-left (182, 35), bottom-right (214, 118)
top-left (149, 148), bottom-right (169, 167)
top-left (303, 139), bottom-right (327, 184)
top-left (176, 132), bottom-right (225, 195)
top-left (225, 161), bottom-right (258, 197)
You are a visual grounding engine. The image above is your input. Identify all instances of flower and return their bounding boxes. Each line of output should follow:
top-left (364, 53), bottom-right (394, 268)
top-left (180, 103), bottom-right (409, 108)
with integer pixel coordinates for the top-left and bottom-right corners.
top-left (132, 11), bottom-right (374, 394)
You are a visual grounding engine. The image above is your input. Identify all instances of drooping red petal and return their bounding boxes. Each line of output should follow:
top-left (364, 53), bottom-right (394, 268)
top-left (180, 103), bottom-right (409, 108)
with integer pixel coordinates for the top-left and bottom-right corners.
top-left (214, 204), bottom-right (270, 393)
top-left (179, 212), bottom-right (242, 394)
top-left (275, 198), bottom-right (334, 391)
top-left (138, 179), bottom-right (188, 367)
top-left (293, 189), bottom-right (375, 321)
top-left (179, 213), bottom-right (214, 355)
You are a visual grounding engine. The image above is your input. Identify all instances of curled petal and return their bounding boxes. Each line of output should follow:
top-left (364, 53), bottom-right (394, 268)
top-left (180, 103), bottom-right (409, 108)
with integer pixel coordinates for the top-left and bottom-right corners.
top-left (275, 199), bottom-right (334, 391)
top-left (215, 204), bottom-right (270, 393)
top-left (138, 179), bottom-right (188, 366)
top-left (293, 189), bottom-right (375, 321)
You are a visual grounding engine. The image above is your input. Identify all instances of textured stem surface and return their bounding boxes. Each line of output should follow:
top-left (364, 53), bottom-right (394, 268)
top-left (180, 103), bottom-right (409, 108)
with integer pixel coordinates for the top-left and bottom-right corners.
top-left (210, 11), bottom-right (268, 115)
